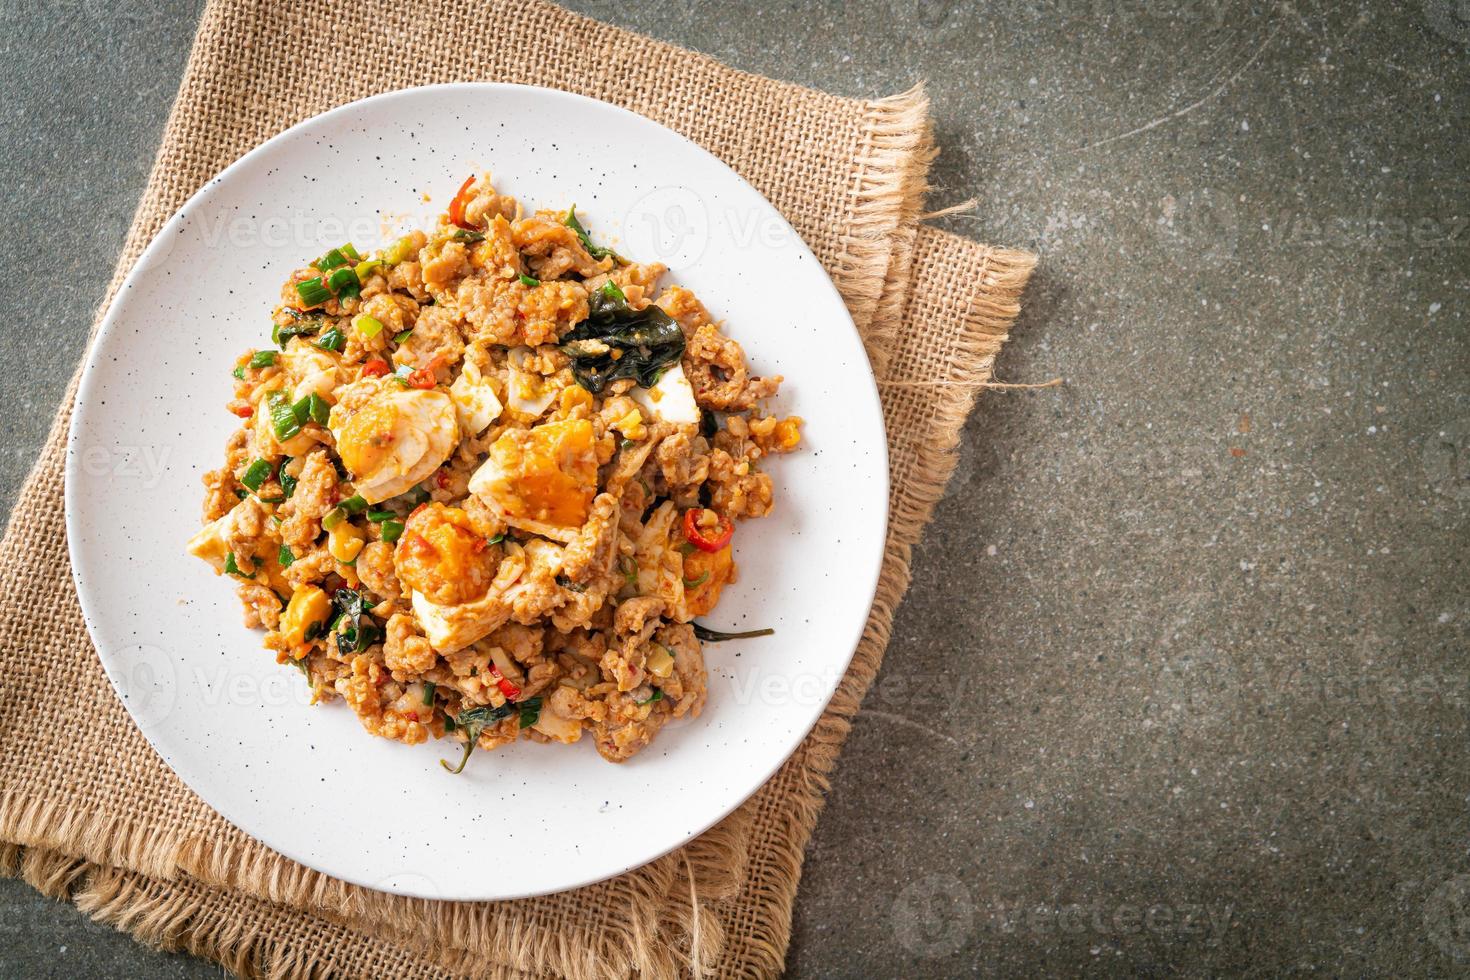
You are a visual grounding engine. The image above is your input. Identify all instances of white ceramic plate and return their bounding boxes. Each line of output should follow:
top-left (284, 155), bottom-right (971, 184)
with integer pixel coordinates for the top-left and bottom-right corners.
top-left (66, 84), bottom-right (887, 901)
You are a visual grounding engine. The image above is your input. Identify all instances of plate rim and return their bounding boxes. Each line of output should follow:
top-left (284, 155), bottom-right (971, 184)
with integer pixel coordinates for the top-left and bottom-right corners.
top-left (64, 81), bottom-right (890, 900)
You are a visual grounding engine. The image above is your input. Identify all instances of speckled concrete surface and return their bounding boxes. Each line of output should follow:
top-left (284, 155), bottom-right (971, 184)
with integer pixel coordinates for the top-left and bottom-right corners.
top-left (2, 1), bottom-right (1467, 977)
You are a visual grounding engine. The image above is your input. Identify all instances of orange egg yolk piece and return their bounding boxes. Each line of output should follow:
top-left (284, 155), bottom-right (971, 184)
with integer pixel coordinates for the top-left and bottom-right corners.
top-left (336, 400), bottom-right (404, 478)
top-left (393, 503), bottom-right (498, 606)
top-left (483, 418), bottom-right (598, 529)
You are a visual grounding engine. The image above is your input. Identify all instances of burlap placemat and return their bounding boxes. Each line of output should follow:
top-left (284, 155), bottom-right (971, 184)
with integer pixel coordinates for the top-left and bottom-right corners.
top-left (0, 1), bottom-right (1035, 976)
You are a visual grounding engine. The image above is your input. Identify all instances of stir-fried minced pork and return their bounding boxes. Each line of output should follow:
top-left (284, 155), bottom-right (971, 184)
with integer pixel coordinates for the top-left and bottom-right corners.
top-left (187, 171), bottom-right (803, 770)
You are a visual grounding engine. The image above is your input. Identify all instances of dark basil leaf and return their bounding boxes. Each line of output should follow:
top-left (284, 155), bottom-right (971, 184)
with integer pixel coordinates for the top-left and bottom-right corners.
top-left (330, 587), bottom-right (380, 654)
top-left (691, 622), bottom-right (775, 641)
top-left (558, 289), bottom-right (684, 395)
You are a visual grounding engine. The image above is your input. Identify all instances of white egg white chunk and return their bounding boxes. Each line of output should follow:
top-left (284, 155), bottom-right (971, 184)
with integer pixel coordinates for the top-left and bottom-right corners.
top-left (448, 357), bottom-right (504, 436)
top-left (505, 346), bottom-right (562, 419)
top-left (279, 339), bottom-right (342, 402)
top-left (630, 363), bottom-right (700, 425)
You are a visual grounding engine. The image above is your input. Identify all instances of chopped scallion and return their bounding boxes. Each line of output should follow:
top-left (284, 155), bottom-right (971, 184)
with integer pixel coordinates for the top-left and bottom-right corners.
top-left (380, 520), bottom-right (405, 544)
top-left (326, 266), bottom-right (359, 297)
top-left (366, 509), bottom-right (395, 522)
top-left (278, 544), bottom-right (295, 568)
top-left (519, 274), bottom-right (540, 287)
top-left (486, 533), bottom-right (505, 545)
top-left (248, 350), bottom-right (277, 369)
top-left (267, 391), bottom-right (300, 441)
top-left (240, 458), bottom-right (272, 492)
top-left (321, 507), bottom-right (347, 531)
top-left (353, 315), bottom-right (384, 338)
top-left (232, 365), bottom-right (245, 380)
top-left (683, 570), bottom-right (710, 589)
top-left (353, 259), bottom-right (382, 283)
top-left (422, 682), bottom-right (435, 706)
top-left (393, 328), bottom-right (413, 344)
top-left (223, 551), bottom-right (252, 578)
top-left (340, 242), bottom-right (361, 262)
top-left (295, 277), bottom-right (332, 306)
top-left (314, 247), bottom-right (348, 271)
top-left (280, 472), bottom-right (298, 498)
top-left (383, 235), bottom-right (416, 265)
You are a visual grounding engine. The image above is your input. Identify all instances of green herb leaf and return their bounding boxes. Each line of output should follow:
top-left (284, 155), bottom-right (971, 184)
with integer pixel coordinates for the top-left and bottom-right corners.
top-left (249, 349), bottom-right (277, 369)
top-left (330, 587), bottom-right (380, 655)
top-left (393, 328), bottom-right (414, 344)
top-left (691, 623), bottom-right (775, 642)
top-left (440, 702), bottom-right (515, 774)
top-left (683, 570), bottom-right (711, 589)
top-left (486, 533), bottom-right (505, 545)
top-left (518, 696), bottom-right (542, 728)
top-left (223, 551), bottom-right (253, 579)
top-left (353, 314), bottom-right (384, 338)
top-left (314, 326), bottom-right (345, 352)
top-left (563, 205), bottom-right (621, 262)
top-left (637, 688), bottom-right (664, 705)
top-left (366, 509), bottom-right (395, 522)
top-left (422, 682), bottom-right (436, 706)
top-left (380, 520), bottom-right (405, 544)
top-left (278, 544), bottom-right (295, 568)
top-left (280, 472), bottom-right (298, 499)
top-left (232, 365), bottom-right (245, 380)
top-left (519, 273), bottom-right (540, 287)
top-left (558, 288), bottom-right (685, 395)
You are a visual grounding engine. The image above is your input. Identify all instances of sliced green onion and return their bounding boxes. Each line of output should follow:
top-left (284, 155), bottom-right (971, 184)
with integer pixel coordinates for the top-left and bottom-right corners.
top-left (393, 328), bottom-right (413, 344)
top-left (267, 391), bottom-right (300, 442)
top-left (248, 350), bottom-right (277, 369)
top-left (637, 689), bottom-right (663, 706)
top-left (599, 280), bottom-right (626, 302)
top-left (288, 392), bottom-right (325, 427)
top-left (232, 365), bottom-right (245, 380)
top-left (353, 315), bottom-right (384, 338)
top-left (422, 682), bottom-right (436, 706)
top-left (295, 277), bottom-right (332, 306)
top-left (683, 570), bottom-right (710, 589)
top-left (326, 266), bottom-right (359, 297)
top-left (380, 519), bottom-right (405, 544)
top-left (366, 509), bottom-right (395, 522)
top-left (353, 259), bottom-right (382, 284)
top-left (223, 551), bottom-right (252, 578)
top-left (486, 533), bottom-right (505, 545)
top-left (321, 507), bottom-right (347, 531)
top-left (278, 544), bottom-right (295, 568)
top-left (519, 274), bottom-right (540, 287)
top-left (314, 327), bottom-right (345, 352)
top-left (383, 235), bottom-right (416, 265)
top-left (339, 494), bottom-right (368, 514)
top-left (314, 247), bottom-right (349, 271)
top-left (240, 458), bottom-right (272, 493)
top-left (340, 242), bottom-right (361, 263)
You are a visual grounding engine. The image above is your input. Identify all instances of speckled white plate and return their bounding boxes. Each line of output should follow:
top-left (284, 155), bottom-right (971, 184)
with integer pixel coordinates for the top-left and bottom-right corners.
top-left (65, 84), bottom-right (887, 901)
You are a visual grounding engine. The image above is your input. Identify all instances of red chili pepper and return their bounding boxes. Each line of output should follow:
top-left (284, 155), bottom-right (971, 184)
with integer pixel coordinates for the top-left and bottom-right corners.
top-left (487, 663), bottom-right (521, 701)
top-left (682, 508), bottom-right (733, 553)
top-left (360, 358), bottom-right (390, 378)
top-left (231, 405), bottom-right (254, 419)
top-left (446, 175), bottom-right (476, 228)
top-left (435, 469), bottom-right (452, 489)
top-left (406, 354), bottom-right (444, 391)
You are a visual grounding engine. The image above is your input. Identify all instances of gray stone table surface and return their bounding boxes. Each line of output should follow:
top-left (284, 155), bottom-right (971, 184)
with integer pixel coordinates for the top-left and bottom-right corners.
top-left (2, 1), bottom-right (1466, 977)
